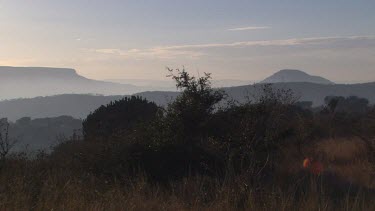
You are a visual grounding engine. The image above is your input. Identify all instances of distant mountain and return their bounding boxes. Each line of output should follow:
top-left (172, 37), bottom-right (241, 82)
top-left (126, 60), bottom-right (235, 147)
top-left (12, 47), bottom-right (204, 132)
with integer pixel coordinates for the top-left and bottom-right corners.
top-left (261, 69), bottom-right (334, 84)
top-left (2, 81), bottom-right (375, 121)
top-left (0, 66), bottom-right (148, 99)
top-left (104, 79), bottom-right (255, 90)
top-left (0, 66), bottom-right (257, 100)
top-left (104, 79), bottom-right (176, 89)
top-left (212, 79), bottom-right (257, 88)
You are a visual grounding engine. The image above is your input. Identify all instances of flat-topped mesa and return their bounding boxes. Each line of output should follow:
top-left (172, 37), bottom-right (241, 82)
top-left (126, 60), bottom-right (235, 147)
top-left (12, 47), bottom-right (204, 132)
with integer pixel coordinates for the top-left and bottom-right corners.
top-left (0, 66), bottom-right (84, 80)
top-left (261, 69), bottom-right (334, 85)
top-left (0, 66), bottom-right (143, 99)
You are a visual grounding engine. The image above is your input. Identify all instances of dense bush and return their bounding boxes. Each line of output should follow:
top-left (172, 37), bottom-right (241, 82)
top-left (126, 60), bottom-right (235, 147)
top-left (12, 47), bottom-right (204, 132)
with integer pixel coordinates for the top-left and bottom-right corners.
top-left (82, 96), bottom-right (159, 140)
top-left (324, 95), bottom-right (370, 114)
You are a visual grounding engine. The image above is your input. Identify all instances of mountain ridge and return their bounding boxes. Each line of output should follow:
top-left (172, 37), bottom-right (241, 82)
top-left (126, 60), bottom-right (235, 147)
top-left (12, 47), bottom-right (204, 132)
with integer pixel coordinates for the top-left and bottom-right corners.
top-left (1, 66), bottom-right (374, 121)
top-left (0, 66), bottom-right (85, 80)
top-left (0, 66), bottom-right (145, 99)
top-left (261, 69), bottom-right (334, 84)
top-left (2, 81), bottom-right (375, 121)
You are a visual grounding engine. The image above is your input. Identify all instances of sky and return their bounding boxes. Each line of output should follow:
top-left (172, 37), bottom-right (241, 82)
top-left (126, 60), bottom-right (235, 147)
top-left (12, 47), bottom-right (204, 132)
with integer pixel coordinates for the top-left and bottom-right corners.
top-left (0, 0), bottom-right (374, 82)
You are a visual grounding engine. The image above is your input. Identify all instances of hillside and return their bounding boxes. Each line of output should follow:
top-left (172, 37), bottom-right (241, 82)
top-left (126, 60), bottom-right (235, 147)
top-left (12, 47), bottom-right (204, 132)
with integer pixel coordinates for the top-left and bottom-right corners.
top-left (105, 78), bottom-right (256, 89)
top-left (0, 66), bottom-right (258, 100)
top-left (7, 116), bottom-right (82, 151)
top-left (0, 66), bottom-right (144, 99)
top-left (138, 82), bottom-right (375, 106)
top-left (225, 82), bottom-right (375, 106)
top-left (2, 82), bottom-right (375, 121)
top-left (261, 69), bottom-right (334, 84)
top-left (0, 94), bottom-right (126, 121)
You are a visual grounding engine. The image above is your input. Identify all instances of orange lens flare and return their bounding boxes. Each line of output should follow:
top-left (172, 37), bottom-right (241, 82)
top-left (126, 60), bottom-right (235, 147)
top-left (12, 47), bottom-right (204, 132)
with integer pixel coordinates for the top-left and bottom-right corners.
top-left (303, 158), bottom-right (324, 175)
top-left (303, 158), bottom-right (311, 169)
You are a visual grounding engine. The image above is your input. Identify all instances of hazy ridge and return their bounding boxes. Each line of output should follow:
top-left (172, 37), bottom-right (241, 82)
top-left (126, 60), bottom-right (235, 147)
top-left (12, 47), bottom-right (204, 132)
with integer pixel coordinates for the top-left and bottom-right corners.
top-left (1, 67), bottom-right (375, 121)
top-left (0, 66), bottom-right (143, 99)
top-left (261, 69), bottom-right (334, 84)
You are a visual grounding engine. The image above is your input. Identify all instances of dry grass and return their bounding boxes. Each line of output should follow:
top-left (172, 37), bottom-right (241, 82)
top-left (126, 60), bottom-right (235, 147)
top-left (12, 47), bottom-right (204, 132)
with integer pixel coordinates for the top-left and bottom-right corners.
top-left (315, 137), bottom-right (375, 189)
top-left (1, 173), bottom-right (374, 211)
top-left (316, 137), bottom-right (368, 162)
top-left (0, 137), bottom-right (374, 210)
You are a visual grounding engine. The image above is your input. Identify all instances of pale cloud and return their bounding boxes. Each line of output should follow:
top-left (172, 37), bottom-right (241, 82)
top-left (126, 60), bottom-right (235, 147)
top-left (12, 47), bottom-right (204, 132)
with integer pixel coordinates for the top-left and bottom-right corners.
top-left (88, 36), bottom-right (375, 60)
top-left (88, 47), bottom-right (205, 60)
top-left (228, 26), bottom-right (270, 31)
top-left (75, 37), bottom-right (96, 42)
top-left (0, 58), bottom-right (37, 66)
top-left (159, 36), bottom-right (375, 50)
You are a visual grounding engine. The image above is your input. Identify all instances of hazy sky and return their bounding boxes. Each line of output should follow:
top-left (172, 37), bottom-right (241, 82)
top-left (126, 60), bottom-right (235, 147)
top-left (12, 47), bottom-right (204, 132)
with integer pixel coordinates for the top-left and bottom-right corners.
top-left (0, 0), bottom-right (374, 82)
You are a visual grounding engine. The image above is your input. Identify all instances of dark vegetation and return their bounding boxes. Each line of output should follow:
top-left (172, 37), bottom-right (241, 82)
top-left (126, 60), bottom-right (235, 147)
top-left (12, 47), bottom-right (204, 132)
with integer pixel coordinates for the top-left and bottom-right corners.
top-left (1, 116), bottom-right (82, 152)
top-left (0, 94), bottom-right (125, 121)
top-left (0, 68), bottom-right (374, 210)
top-left (83, 96), bottom-right (158, 140)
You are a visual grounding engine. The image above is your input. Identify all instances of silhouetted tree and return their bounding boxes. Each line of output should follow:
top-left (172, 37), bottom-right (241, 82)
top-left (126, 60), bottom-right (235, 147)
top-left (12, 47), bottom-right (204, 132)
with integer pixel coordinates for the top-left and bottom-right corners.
top-left (324, 96), bottom-right (369, 114)
top-left (0, 118), bottom-right (17, 160)
top-left (163, 67), bottom-right (225, 146)
top-left (322, 96), bottom-right (371, 137)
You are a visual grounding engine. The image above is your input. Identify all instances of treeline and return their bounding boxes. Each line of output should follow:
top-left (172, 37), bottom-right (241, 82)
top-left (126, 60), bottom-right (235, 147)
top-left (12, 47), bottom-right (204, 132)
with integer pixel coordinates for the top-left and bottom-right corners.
top-left (0, 116), bottom-right (82, 152)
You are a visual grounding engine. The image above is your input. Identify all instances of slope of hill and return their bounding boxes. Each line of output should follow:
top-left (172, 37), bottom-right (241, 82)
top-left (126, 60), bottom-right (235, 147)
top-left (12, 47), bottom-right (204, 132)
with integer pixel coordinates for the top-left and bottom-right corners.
top-left (261, 69), bottom-right (334, 84)
top-left (136, 82), bottom-right (375, 107)
top-left (224, 82), bottom-right (375, 106)
top-left (1, 67), bottom-right (375, 121)
top-left (5, 116), bottom-right (82, 151)
top-left (3, 82), bottom-right (375, 121)
top-left (0, 94), bottom-right (126, 121)
top-left (105, 79), bottom-right (256, 90)
top-left (0, 66), bottom-right (144, 99)
top-left (0, 66), bottom-right (253, 100)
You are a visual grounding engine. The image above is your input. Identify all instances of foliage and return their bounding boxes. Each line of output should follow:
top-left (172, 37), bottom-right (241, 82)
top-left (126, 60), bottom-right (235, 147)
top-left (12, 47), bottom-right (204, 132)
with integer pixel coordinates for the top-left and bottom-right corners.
top-left (324, 95), bottom-right (370, 114)
top-left (209, 85), bottom-right (310, 184)
top-left (163, 68), bottom-right (225, 145)
top-left (82, 96), bottom-right (159, 140)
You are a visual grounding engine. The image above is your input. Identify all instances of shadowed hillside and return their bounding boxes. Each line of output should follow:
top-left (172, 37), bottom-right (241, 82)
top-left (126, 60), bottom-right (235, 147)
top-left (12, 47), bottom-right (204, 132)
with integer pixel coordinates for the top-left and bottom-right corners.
top-left (225, 82), bottom-right (375, 106)
top-left (2, 81), bottom-right (375, 121)
top-left (0, 94), bottom-right (126, 121)
top-left (137, 82), bottom-right (375, 107)
top-left (7, 116), bottom-right (82, 151)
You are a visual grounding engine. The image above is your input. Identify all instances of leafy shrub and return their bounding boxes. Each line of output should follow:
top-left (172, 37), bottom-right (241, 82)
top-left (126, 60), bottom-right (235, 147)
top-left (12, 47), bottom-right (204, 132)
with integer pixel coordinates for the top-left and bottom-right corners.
top-left (82, 96), bottom-right (159, 140)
